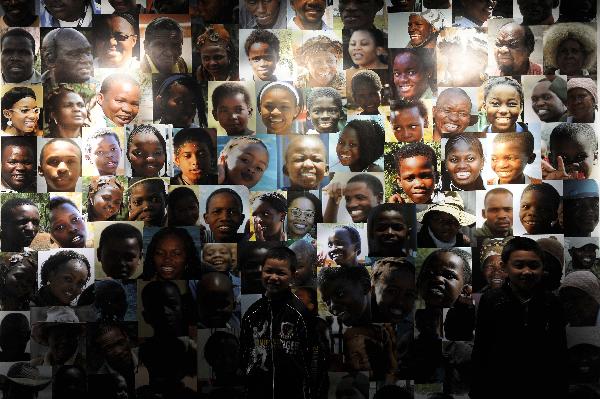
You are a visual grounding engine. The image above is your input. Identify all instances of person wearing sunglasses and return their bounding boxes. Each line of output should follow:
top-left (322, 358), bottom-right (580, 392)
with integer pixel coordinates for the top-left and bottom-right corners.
top-left (1, 86), bottom-right (41, 136)
top-left (93, 13), bottom-right (139, 69)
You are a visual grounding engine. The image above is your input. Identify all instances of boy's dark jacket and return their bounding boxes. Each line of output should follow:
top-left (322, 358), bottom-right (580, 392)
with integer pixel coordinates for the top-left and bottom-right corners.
top-left (240, 290), bottom-right (311, 399)
top-left (470, 281), bottom-right (567, 399)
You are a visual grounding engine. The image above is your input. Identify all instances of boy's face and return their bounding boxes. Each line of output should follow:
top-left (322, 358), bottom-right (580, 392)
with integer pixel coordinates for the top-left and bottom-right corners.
top-left (1, 144), bottom-right (35, 190)
top-left (204, 192), bottom-right (245, 242)
top-left (197, 273), bottom-right (235, 327)
top-left (433, 93), bottom-right (472, 134)
top-left (482, 254), bottom-right (507, 289)
top-left (248, 42), bottom-right (278, 81)
top-left (284, 137), bottom-right (327, 190)
top-left (531, 80), bottom-right (566, 122)
top-left (145, 283), bottom-right (183, 335)
top-left (491, 141), bottom-right (534, 184)
top-left (328, 229), bottom-right (358, 266)
top-left (309, 96), bottom-right (341, 133)
top-left (175, 141), bottom-right (212, 184)
top-left (3, 204), bottom-right (39, 249)
top-left (550, 137), bottom-right (595, 180)
top-left (418, 251), bottom-right (465, 308)
top-left (260, 87), bottom-right (300, 134)
top-left (503, 250), bottom-right (543, 296)
top-left (519, 189), bottom-right (557, 234)
top-left (339, 0), bottom-right (380, 29)
top-left (370, 209), bottom-right (408, 253)
top-left (202, 243), bottom-right (232, 272)
top-left (89, 136), bottom-right (121, 176)
top-left (261, 257), bottom-right (292, 297)
top-left (214, 93), bottom-right (252, 136)
top-left (397, 155), bottom-right (435, 204)
top-left (99, 236), bottom-right (142, 279)
top-left (569, 244), bottom-right (598, 269)
top-left (50, 203), bottom-right (87, 248)
top-left (170, 195), bottom-right (200, 227)
top-left (344, 181), bottom-right (381, 223)
top-left (39, 141), bottom-right (81, 192)
top-left (482, 192), bottom-right (513, 236)
top-left (373, 266), bottom-right (416, 323)
top-left (390, 106), bottom-right (425, 143)
top-left (128, 183), bottom-right (166, 226)
top-left (353, 81), bottom-right (381, 115)
top-left (98, 80), bottom-right (140, 127)
top-left (321, 277), bottom-right (369, 326)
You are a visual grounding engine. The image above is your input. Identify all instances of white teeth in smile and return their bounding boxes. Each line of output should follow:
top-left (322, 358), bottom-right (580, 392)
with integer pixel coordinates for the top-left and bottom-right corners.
top-left (444, 123), bottom-right (458, 131)
top-left (300, 172), bottom-right (316, 177)
top-left (351, 210), bottom-right (362, 216)
top-left (294, 223), bottom-right (307, 229)
top-left (537, 109), bottom-right (548, 115)
top-left (270, 118), bottom-right (283, 123)
top-left (456, 172), bottom-right (471, 179)
top-left (218, 226), bottom-right (232, 231)
top-left (161, 267), bottom-right (174, 272)
top-left (389, 308), bottom-right (403, 316)
top-left (399, 85), bottom-right (412, 92)
top-left (523, 220), bottom-right (535, 225)
top-left (497, 171), bottom-right (511, 176)
top-left (72, 236), bottom-right (81, 243)
top-left (340, 155), bottom-right (351, 160)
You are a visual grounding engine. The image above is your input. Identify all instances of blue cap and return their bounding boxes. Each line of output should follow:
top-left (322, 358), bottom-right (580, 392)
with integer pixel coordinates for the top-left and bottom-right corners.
top-left (564, 179), bottom-right (599, 199)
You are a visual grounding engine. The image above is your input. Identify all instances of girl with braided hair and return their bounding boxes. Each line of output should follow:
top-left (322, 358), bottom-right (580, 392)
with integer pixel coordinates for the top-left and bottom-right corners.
top-left (31, 250), bottom-right (92, 306)
top-left (482, 76), bottom-right (527, 133)
top-left (126, 124), bottom-right (168, 177)
top-left (84, 176), bottom-right (125, 222)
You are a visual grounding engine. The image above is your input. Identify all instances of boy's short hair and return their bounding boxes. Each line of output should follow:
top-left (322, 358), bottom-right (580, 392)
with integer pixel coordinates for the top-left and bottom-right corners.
top-left (206, 188), bottom-right (243, 213)
top-left (204, 331), bottom-right (239, 367)
top-left (211, 82), bottom-right (252, 109)
top-left (395, 142), bottom-right (438, 174)
top-left (98, 223), bottom-right (143, 252)
top-left (306, 87), bottom-right (342, 110)
top-left (244, 29), bottom-right (280, 56)
top-left (253, 192), bottom-right (287, 213)
top-left (141, 280), bottom-right (180, 310)
top-left (521, 182), bottom-right (561, 212)
top-left (173, 128), bottom-right (214, 155)
top-left (549, 122), bottom-right (598, 152)
top-left (1, 28), bottom-right (35, 52)
top-left (501, 236), bottom-right (544, 264)
top-left (347, 173), bottom-right (383, 197)
top-left (351, 69), bottom-right (383, 92)
top-left (371, 257), bottom-right (415, 284)
top-left (263, 245), bottom-right (297, 274)
top-left (317, 265), bottom-right (371, 291)
top-left (390, 98), bottom-right (428, 119)
top-left (48, 196), bottom-right (79, 213)
top-left (493, 131), bottom-right (535, 156)
top-left (367, 203), bottom-right (414, 234)
top-left (127, 177), bottom-right (167, 198)
top-left (1, 198), bottom-right (37, 225)
top-left (419, 248), bottom-right (472, 286)
top-left (85, 128), bottom-right (121, 154)
top-left (40, 138), bottom-right (82, 163)
top-left (484, 187), bottom-right (513, 205)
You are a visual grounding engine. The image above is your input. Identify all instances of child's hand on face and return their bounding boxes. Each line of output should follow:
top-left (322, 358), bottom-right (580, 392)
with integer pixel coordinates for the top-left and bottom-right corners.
top-left (542, 156), bottom-right (570, 180)
top-left (253, 216), bottom-right (265, 241)
top-left (388, 193), bottom-right (405, 203)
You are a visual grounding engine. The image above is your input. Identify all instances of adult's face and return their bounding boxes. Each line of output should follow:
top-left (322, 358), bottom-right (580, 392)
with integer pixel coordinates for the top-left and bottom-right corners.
top-left (144, 29), bottom-right (183, 74)
top-left (1, 145), bottom-right (35, 191)
top-left (52, 32), bottom-right (93, 83)
top-left (570, 245), bottom-right (598, 269)
top-left (3, 204), bottom-right (39, 249)
top-left (292, 0), bottom-right (326, 27)
top-left (433, 93), bottom-right (472, 135)
top-left (287, 197), bottom-right (316, 238)
top-left (482, 192), bottom-right (513, 235)
top-left (95, 327), bottom-right (133, 369)
top-left (98, 79), bottom-right (140, 127)
top-left (53, 91), bottom-right (87, 131)
top-left (531, 80), bottom-right (566, 122)
top-left (370, 209), bottom-right (408, 254)
top-left (108, 0), bottom-right (137, 13)
top-left (4, 97), bottom-right (39, 134)
top-left (0, 0), bottom-right (34, 23)
top-left (567, 88), bottom-right (595, 123)
top-left (517, 0), bottom-right (554, 24)
top-left (407, 15), bottom-right (433, 47)
top-left (39, 140), bottom-right (81, 192)
top-left (1, 36), bottom-right (34, 83)
top-left (556, 38), bottom-right (586, 76)
top-left (339, 0), bottom-right (381, 30)
top-left (244, 0), bottom-right (281, 28)
top-left (494, 23), bottom-right (530, 74)
top-left (43, 0), bottom-right (86, 22)
top-left (96, 16), bottom-right (137, 68)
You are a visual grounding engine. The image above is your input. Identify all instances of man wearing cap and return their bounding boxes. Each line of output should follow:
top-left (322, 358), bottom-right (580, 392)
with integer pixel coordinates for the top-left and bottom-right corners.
top-left (531, 76), bottom-right (568, 122)
top-left (417, 191), bottom-right (476, 248)
top-left (566, 238), bottom-right (600, 278)
top-left (537, 236), bottom-right (564, 292)
top-left (559, 270), bottom-right (600, 327)
top-left (406, 9), bottom-right (443, 49)
top-left (567, 77), bottom-right (597, 123)
top-left (0, 362), bottom-right (51, 399)
top-left (563, 179), bottom-right (599, 237)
